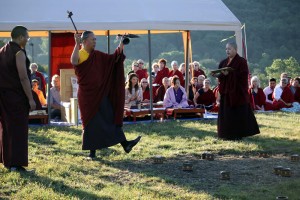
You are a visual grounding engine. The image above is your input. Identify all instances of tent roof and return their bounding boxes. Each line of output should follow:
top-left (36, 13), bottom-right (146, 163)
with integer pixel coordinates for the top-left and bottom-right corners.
top-left (0, 0), bottom-right (241, 36)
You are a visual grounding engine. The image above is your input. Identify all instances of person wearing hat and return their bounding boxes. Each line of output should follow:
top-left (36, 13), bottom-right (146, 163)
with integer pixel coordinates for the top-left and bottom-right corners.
top-left (71, 31), bottom-right (141, 159)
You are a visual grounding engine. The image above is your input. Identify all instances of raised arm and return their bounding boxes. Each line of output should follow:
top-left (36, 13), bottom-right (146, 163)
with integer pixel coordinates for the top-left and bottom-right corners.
top-left (70, 33), bottom-right (81, 66)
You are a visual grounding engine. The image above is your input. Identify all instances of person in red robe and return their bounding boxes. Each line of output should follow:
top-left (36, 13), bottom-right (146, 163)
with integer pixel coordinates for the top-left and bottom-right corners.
top-left (153, 59), bottom-right (169, 86)
top-left (30, 63), bottom-right (47, 98)
top-left (71, 31), bottom-right (141, 159)
top-left (272, 78), bottom-right (294, 110)
top-left (293, 77), bottom-right (300, 103)
top-left (168, 61), bottom-right (184, 86)
top-left (0, 26), bottom-right (36, 171)
top-left (136, 59), bottom-right (148, 82)
top-left (248, 76), bottom-right (266, 111)
top-left (192, 61), bottom-right (206, 78)
top-left (211, 42), bottom-right (259, 140)
top-left (193, 79), bottom-right (216, 110)
top-left (154, 77), bottom-right (170, 103)
top-left (140, 78), bottom-right (152, 103)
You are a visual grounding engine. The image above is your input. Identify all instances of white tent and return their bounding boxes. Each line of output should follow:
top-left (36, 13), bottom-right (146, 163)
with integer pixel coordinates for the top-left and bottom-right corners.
top-left (0, 0), bottom-right (242, 54)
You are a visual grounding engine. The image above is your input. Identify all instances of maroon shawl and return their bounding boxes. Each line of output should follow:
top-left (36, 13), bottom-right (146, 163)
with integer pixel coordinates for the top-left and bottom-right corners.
top-left (218, 54), bottom-right (249, 107)
top-left (74, 48), bottom-right (125, 128)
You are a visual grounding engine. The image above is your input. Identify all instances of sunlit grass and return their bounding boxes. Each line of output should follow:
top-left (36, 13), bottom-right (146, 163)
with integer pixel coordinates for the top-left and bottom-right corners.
top-left (1, 112), bottom-right (300, 199)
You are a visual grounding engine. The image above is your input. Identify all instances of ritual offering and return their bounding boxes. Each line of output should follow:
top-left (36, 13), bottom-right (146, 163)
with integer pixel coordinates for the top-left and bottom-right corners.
top-left (258, 151), bottom-right (270, 158)
top-left (291, 154), bottom-right (299, 162)
top-left (220, 171), bottom-right (230, 180)
top-left (206, 153), bottom-right (215, 161)
top-left (273, 166), bottom-right (283, 175)
top-left (152, 155), bottom-right (164, 164)
top-left (280, 168), bottom-right (291, 177)
top-left (182, 162), bottom-right (193, 171)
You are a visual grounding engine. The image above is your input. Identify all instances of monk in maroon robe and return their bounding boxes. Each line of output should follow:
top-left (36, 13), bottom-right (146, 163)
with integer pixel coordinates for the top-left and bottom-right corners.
top-left (154, 77), bottom-right (170, 103)
top-left (212, 42), bottom-right (259, 140)
top-left (248, 76), bottom-right (266, 111)
top-left (0, 26), bottom-right (36, 171)
top-left (194, 79), bottom-right (216, 110)
top-left (154, 59), bottom-right (169, 85)
top-left (71, 31), bottom-right (141, 159)
top-left (272, 79), bottom-right (294, 110)
top-left (168, 61), bottom-right (184, 86)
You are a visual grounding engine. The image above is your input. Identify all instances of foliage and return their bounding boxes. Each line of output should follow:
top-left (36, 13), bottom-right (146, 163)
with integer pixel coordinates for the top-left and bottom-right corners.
top-left (265, 57), bottom-right (300, 80)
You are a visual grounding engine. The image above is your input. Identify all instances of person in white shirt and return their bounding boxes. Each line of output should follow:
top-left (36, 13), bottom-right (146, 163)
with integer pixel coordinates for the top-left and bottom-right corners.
top-left (263, 78), bottom-right (276, 104)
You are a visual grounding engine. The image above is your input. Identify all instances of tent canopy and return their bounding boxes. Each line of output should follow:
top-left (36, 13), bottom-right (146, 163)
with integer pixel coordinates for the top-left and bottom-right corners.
top-left (0, 0), bottom-right (241, 33)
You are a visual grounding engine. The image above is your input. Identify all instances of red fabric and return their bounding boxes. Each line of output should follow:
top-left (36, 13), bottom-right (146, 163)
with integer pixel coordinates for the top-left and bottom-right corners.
top-left (154, 67), bottom-right (169, 85)
top-left (154, 85), bottom-right (168, 102)
top-left (136, 69), bottom-right (148, 82)
top-left (218, 54), bottom-right (249, 107)
top-left (213, 85), bottom-right (219, 98)
top-left (74, 48), bottom-right (125, 128)
top-left (143, 88), bottom-right (151, 101)
top-left (34, 71), bottom-right (46, 97)
top-left (248, 88), bottom-right (266, 110)
top-left (50, 33), bottom-right (74, 77)
top-left (195, 89), bottom-right (216, 106)
top-left (168, 70), bottom-right (184, 86)
top-left (294, 87), bottom-right (300, 103)
top-left (272, 87), bottom-right (294, 110)
top-left (193, 69), bottom-right (206, 78)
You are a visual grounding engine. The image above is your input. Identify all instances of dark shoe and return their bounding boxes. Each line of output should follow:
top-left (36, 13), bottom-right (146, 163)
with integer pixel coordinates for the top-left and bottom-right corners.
top-left (9, 166), bottom-right (35, 173)
top-left (123, 136), bottom-right (142, 153)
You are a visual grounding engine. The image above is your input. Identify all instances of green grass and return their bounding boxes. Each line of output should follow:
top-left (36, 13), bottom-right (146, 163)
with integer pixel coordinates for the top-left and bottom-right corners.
top-left (1, 112), bottom-right (300, 199)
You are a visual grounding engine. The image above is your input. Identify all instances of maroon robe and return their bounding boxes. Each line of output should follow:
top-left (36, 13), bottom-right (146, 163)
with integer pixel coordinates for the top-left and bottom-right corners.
top-left (217, 54), bottom-right (260, 140)
top-left (136, 69), bottom-right (148, 82)
top-left (74, 48), bottom-right (127, 150)
top-left (31, 71), bottom-right (46, 98)
top-left (0, 42), bottom-right (31, 167)
top-left (195, 89), bottom-right (216, 106)
top-left (273, 87), bottom-right (294, 110)
top-left (169, 70), bottom-right (184, 86)
top-left (154, 67), bottom-right (169, 85)
top-left (294, 87), bottom-right (300, 103)
top-left (193, 69), bottom-right (206, 78)
top-left (74, 48), bottom-right (125, 128)
top-left (248, 87), bottom-right (266, 110)
top-left (154, 85), bottom-right (169, 103)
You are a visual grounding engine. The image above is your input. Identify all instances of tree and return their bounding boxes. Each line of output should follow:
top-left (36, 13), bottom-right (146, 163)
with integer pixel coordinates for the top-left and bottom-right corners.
top-left (265, 57), bottom-right (300, 80)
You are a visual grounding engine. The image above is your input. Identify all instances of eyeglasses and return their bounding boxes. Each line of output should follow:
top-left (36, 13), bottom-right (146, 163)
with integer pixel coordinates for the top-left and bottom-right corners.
top-left (142, 82), bottom-right (148, 83)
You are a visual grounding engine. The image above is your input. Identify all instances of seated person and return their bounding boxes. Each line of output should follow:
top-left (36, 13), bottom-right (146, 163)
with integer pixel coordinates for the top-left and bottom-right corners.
top-left (163, 76), bottom-right (189, 108)
top-left (125, 73), bottom-right (143, 108)
top-left (197, 75), bottom-right (205, 90)
top-left (140, 78), bottom-right (151, 103)
top-left (289, 77), bottom-right (299, 94)
top-left (193, 61), bottom-right (206, 78)
top-left (272, 78), bottom-right (294, 110)
top-left (136, 59), bottom-right (148, 81)
top-left (263, 78), bottom-right (276, 104)
top-left (248, 76), bottom-right (266, 111)
top-left (32, 79), bottom-right (47, 106)
top-left (49, 74), bottom-right (61, 120)
top-left (153, 59), bottom-right (169, 86)
top-left (188, 77), bottom-right (198, 103)
top-left (193, 79), bottom-right (216, 111)
top-left (292, 77), bottom-right (300, 103)
top-left (168, 60), bottom-right (184, 86)
top-left (151, 62), bottom-right (159, 78)
top-left (154, 77), bottom-right (170, 103)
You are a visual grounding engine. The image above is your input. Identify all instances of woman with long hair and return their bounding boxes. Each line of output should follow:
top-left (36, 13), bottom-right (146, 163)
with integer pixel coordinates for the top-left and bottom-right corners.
top-left (125, 73), bottom-right (143, 108)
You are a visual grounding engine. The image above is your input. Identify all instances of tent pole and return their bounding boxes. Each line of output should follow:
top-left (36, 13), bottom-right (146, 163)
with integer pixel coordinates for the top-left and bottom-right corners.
top-left (107, 30), bottom-right (110, 54)
top-left (148, 30), bottom-right (153, 122)
top-left (47, 31), bottom-right (51, 124)
top-left (243, 24), bottom-right (248, 61)
top-left (185, 31), bottom-right (190, 93)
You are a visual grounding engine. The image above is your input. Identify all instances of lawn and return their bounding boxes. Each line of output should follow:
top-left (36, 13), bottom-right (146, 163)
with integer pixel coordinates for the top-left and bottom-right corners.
top-left (1, 112), bottom-right (300, 200)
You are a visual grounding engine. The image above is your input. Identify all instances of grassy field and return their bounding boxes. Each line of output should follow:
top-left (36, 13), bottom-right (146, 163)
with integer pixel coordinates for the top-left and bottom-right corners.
top-left (1, 112), bottom-right (300, 200)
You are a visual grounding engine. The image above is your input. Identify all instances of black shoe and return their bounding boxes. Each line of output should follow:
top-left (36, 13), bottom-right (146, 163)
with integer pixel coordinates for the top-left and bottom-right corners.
top-left (9, 166), bottom-right (35, 173)
top-left (123, 136), bottom-right (142, 153)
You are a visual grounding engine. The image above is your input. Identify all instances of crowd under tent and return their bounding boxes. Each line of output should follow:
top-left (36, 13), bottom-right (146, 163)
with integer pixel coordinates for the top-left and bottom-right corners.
top-left (0, 0), bottom-right (243, 123)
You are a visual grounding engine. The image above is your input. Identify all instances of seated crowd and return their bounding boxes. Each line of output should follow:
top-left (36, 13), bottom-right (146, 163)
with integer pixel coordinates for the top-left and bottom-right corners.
top-left (31, 59), bottom-right (300, 123)
top-left (125, 59), bottom-right (300, 114)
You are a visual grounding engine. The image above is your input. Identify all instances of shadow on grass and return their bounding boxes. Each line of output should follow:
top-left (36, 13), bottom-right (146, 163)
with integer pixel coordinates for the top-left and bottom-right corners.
top-left (19, 172), bottom-right (112, 200)
top-left (101, 153), bottom-right (300, 199)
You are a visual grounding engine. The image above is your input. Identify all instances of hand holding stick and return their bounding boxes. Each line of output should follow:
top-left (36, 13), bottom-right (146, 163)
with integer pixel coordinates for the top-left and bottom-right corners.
top-left (67, 11), bottom-right (78, 34)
